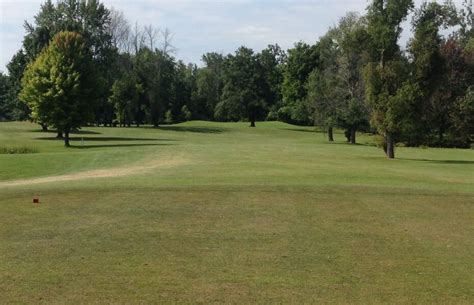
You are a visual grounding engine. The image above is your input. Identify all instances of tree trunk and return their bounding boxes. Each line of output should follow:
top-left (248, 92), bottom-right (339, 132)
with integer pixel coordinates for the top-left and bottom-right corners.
top-left (386, 133), bottom-right (395, 159)
top-left (328, 127), bottom-right (334, 142)
top-left (40, 123), bottom-right (48, 131)
top-left (250, 119), bottom-right (256, 127)
top-left (438, 127), bottom-right (444, 146)
top-left (345, 129), bottom-right (351, 142)
top-left (56, 131), bottom-right (63, 139)
top-left (350, 128), bottom-right (356, 145)
top-left (64, 131), bottom-right (70, 147)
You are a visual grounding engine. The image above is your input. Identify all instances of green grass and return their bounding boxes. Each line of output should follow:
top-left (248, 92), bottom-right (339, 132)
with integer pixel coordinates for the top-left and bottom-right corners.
top-left (0, 145), bottom-right (38, 154)
top-left (0, 121), bottom-right (473, 304)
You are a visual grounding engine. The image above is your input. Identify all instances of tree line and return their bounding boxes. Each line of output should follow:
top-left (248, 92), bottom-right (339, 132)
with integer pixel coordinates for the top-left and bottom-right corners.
top-left (0, 0), bottom-right (472, 157)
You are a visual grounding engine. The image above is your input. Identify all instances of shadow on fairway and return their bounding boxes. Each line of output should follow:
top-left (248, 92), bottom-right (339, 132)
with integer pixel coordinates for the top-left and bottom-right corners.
top-left (68, 143), bottom-right (175, 149)
top-left (401, 158), bottom-right (474, 165)
top-left (283, 128), bottom-right (323, 133)
top-left (36, 136), bottom-right (176, 142)
top-left (31, 129), bottom-right (101, 135)
top-left (327, 141), bottom-right (377, 147)
top-left (149, 126), bottom-right (226, 134)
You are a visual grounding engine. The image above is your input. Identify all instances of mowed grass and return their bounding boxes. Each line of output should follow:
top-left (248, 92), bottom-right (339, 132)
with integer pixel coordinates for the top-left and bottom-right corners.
top-left (0, 121), bottom-right (473, 304)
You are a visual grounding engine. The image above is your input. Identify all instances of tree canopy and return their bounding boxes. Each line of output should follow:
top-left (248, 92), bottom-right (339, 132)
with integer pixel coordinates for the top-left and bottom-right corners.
top-left (20, 31), bottom-right (99, 146)
top-left (1, 0), bottom-right (472, 154)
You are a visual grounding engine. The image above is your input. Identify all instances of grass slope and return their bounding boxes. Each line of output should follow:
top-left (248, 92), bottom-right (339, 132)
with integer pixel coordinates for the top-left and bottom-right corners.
top-left (0, 121), bottom-right (473, 304)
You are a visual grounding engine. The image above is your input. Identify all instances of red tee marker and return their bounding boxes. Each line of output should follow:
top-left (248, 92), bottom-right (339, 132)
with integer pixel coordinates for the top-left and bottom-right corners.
top-left (33, 196), bottom-right (40, 204)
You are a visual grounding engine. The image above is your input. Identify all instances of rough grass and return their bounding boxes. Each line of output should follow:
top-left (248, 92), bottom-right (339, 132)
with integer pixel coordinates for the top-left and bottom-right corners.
top-left (0, 121), bottom-right (473, 304)
top-left (0, 145), bottom-right (38, 154)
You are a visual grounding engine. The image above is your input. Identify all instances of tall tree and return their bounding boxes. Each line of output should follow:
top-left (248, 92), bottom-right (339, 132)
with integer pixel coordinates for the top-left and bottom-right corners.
top-left (195, 52), bottom-right (224, 120)
top-left (170, 61), bottom-right (195, 122)
top-left (23, 0), bottom-right (114, 63)
top-left (409, 1), bottom-right (458, 145)
top-left (308, 13), bottom-right (369, 144)
top-left (458, 0), bottom-right (474, 45)
top-left (258, 44), bottom-right (286, 116)
top-left (448, 0), bottom-right (474, 147)
top-left (20, 0), bottom-right (115, 126)
top-left (307, 31), bottom-right (341, 142)
top-left (108, 8), bottom-right (131, 53)
top-left (217, 47), bottom-right (267, 127)
top-left (450, 86), bottom-right (474, 146)
top-left (0, 73), bottom-right (10, 121)
top-left (109, 76), bottom-right (143, 127)
top-left (20, 31), bottom-right (99, 146)
top-left (335, 12), bottom-right (370, 144)
top-left (135, 48), bottom-right (175, 127)
top-left (280, 42), bottom-right (319, 125)
top-left (365, 0), bottom-right (415, 158)
top-left (5, 50), bottom-right (30, 121)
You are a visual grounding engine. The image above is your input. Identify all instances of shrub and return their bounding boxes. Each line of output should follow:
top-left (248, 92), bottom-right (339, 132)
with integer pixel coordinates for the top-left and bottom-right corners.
top-left (374, 135), bottom-right (387, 150)
top-left (180, 105), bottom-right (192, 121)
top-left (0, 146), bottom-right (39, 154)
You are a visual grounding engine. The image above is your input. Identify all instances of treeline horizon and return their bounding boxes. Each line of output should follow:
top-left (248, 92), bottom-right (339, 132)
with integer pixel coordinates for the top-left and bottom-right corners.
top-left (0, 0), bottom-right (473, 157)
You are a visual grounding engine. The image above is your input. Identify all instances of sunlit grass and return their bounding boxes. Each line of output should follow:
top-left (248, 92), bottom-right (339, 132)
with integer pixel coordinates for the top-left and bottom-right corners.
top-left (0, 121), bottom-right (473, 304)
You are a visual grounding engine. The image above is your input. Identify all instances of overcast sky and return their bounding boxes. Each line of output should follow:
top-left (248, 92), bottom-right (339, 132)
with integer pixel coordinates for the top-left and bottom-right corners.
top-left (0, 0), bottom-right (466, 73)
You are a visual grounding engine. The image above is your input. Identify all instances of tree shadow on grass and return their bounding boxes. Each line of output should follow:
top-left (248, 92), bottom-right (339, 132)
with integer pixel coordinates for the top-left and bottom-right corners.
top-left (327, 141), bottom-right (377, 147)
top-left (36, 136), bottom-right (177, 142)
top-left (400, 158), bottom-right (474, 165)
top-left (282, 128), bottom-right (324, 134)
top-left (31, 129), bottom-right (101, 135)
top-left (148, 126), bottom-right (227, 134)
top-left (68, 143), bottom-right (175, 149)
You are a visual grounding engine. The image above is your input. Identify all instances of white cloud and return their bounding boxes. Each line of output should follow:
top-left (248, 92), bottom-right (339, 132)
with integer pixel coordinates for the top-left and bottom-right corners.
top-left (235, 25), bottom-right (271, 35)
top-left (0, 0), bottom-right (468, 72)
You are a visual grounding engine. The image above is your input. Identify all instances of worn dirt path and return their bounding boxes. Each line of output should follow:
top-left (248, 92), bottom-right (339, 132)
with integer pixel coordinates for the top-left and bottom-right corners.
top-left (0, 156), bottom-right (187, 187)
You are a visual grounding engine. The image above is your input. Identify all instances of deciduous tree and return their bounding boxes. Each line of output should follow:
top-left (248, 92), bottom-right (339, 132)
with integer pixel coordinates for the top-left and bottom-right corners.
top-left (280, 42), bottom-right (319, 125)
top-left (365, 0), bottom-right (414, 158)
top-left (20, 31), bottom-right (98, 146)
top-left (306, 31), bottom-right (341, 142)
top-left (217, 47), bottom-right (267, 127)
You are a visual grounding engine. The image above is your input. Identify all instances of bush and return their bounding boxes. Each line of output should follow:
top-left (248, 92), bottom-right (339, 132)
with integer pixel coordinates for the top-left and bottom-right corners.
top-left (180, 105), bottom-right (192, 121)
top-left (374, 135), bottom-right (387, 150)
top-left (266, 107), bottom-right (279, 121)
top-left (0, 146), bottom-right (39, 154)
top-left (164, 110), bottom-right (173, 124)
